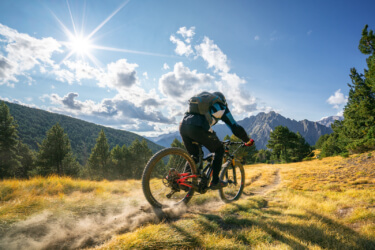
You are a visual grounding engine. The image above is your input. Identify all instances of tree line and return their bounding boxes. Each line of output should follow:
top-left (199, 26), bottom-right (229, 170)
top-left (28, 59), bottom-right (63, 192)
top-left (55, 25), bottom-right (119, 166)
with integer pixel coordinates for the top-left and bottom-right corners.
top-left (222, 128), bottom-right (312, 165)
top-left (315, 25), bottom-right (375, 157)
top-left (0, 101), bottom-right (152, 180)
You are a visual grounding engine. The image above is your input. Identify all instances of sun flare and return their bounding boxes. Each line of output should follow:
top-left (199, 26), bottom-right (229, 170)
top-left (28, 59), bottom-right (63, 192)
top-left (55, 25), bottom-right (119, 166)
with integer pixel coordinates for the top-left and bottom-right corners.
top-left (55, 0), bottom-right (159, 65)
top-left (69, 36), bottom-right (92, 57)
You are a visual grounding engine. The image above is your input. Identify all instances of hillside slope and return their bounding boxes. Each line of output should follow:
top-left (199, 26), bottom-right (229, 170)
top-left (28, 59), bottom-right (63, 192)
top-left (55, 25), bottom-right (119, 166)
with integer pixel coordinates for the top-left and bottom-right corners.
top-left (6, 101), bottom-right (163, 163)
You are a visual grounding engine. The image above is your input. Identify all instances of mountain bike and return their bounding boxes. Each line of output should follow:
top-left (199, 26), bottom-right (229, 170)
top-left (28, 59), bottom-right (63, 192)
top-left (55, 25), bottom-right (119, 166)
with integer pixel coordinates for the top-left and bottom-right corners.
top-left (142, 140), bottom-right (245, 208)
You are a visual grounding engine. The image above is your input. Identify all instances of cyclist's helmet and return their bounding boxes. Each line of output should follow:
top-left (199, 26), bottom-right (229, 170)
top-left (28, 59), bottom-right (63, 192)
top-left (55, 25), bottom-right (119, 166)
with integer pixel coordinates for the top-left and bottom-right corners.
top-left (213, 91), bottom-right (227, 106)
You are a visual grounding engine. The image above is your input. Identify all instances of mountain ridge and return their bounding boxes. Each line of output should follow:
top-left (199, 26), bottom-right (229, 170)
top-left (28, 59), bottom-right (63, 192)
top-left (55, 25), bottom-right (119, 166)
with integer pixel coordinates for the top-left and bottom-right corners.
top-left (317, 115), bottom-right (344, 127)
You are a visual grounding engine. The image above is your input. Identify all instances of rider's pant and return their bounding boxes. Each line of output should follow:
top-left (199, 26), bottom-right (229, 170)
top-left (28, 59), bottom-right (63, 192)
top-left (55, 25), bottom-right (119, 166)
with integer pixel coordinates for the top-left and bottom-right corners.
top-left (179, 123), bottom-right (224, 184)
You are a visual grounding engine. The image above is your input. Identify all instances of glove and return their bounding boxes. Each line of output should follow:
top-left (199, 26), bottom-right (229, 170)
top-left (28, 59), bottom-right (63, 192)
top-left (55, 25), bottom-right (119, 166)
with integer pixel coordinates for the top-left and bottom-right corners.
top-left (244, 139), bottom-right (254, 147)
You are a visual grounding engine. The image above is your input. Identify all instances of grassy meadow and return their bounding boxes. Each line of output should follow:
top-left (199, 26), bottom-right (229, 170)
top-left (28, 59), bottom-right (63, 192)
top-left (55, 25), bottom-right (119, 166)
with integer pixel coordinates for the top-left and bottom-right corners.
top-left (0, 152), bottom-right (374, 249)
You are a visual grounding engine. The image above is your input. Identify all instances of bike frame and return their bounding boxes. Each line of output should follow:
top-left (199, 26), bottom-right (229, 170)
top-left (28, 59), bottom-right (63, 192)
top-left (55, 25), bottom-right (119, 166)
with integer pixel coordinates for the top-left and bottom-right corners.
top-left (175, 141), bottom-right (244, 192)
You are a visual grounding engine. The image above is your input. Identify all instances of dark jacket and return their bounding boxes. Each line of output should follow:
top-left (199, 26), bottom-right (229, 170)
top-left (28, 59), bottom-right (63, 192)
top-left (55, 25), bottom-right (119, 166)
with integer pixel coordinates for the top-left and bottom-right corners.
top-left (181, 102), bottom-right (250, 142)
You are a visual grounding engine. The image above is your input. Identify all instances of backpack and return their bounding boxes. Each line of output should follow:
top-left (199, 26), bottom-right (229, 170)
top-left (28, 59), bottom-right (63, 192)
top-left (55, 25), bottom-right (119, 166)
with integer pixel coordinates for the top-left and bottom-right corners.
top-left (188, 92), bottom-right (225, 125)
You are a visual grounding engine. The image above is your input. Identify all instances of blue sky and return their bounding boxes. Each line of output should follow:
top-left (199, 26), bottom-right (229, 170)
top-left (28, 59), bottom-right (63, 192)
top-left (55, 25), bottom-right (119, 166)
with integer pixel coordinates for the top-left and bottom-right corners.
top-left (0, 0), bottom-right (374, 136)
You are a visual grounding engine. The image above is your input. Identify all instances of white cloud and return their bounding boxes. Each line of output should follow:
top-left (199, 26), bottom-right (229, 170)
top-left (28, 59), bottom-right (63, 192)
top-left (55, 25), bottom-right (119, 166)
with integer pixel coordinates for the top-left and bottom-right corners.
top-left (163, 63), bottom-right (170, 70)
top-left (216, 72), bottom-right (257, 115)
top-left (98, 59), bottom-right (139, 90)
top-left (0, 56), bottom-right (17, 86)
top-left (159, 62), bottom-right (213, 102)
top-left (254, 35), bottom-right (260, 40)
top-left (195, 37), bottom-right (230, 73)
top-left (50, 92), bottom-right (92, 112)
top-left (165, 29), bottom-right (263, 118)
top-left (121, 121), bottom-right (155, 132)
top-left (336, 110), bottom-right (344, 116)
top-left (307, 30), bottom-right (312, 36)
top-left (143, 72), bottom-right (148, 79)
top-left (0, 97), bottom-right (38, 108)
top-left (48, 90), bottom-right (174, 129)
top-left (170, 35), bottom-right (194, 56)
top-left (176, 26), bottom-right (195, 43)
top-left (0, 23), bottom-right (62, 85)
top-left (169, 26), bottom-right (196, 57)
top-left (53, 67), bottom-right (75, 84)
top-left (63, 60), bottom-right (101, 82)
top-left (327, 89), bottom-right (347, 109)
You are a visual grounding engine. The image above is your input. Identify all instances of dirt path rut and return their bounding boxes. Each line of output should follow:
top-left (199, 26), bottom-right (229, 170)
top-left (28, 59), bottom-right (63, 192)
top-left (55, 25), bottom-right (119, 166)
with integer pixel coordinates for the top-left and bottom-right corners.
top-left (250, 168), bottom-right (281, 196)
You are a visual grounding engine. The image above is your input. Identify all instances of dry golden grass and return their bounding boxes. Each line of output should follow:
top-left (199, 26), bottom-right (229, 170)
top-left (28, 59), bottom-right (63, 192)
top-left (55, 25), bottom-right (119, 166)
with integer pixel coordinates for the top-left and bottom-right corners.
top-left (275, 151), bottom-right (375, 240)
top-left (1, 152), bottom-right (374, 249)
top-left (243, 164), bottom-right (279, 194)
top-left (0, 176), bottom-right (141, 227)
top-left (96, 152), bottom-right (374, 250)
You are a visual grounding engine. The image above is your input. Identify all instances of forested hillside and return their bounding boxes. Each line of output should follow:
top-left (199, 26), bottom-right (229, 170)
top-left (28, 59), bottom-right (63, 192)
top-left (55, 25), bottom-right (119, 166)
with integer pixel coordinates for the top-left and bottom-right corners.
top-left (6, 101), bottom-right (163, 164)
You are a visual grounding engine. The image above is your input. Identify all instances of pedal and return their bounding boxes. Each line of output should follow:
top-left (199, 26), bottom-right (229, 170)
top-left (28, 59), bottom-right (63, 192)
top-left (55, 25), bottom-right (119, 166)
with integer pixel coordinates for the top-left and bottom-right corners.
top-left (166, 190), bottom-right (176, 199)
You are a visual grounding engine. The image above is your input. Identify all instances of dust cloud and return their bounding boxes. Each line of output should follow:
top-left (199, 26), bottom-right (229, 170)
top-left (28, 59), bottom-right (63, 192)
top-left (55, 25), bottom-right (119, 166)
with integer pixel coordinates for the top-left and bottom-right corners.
top-left (0, 196), bottom-right (222, 250)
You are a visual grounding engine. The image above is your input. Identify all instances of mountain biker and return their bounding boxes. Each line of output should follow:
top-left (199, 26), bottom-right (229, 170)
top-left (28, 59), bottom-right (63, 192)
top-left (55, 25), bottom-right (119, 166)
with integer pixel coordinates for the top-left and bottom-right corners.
top-left (179, 91), bottom-right (254, 190)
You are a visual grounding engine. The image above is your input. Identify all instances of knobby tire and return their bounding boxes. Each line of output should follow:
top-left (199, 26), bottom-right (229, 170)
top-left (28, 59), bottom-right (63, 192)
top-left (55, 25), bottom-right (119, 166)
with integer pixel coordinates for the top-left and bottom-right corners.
top-left (219, 162), bottom-right (245, 203)
top-left (142, 147), bottom-right (197, 208)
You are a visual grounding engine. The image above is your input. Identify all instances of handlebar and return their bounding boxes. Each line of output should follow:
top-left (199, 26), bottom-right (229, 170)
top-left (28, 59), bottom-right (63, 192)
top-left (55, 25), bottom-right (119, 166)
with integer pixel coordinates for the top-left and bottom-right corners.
top-left (222, 140), bottom-right (245, 146)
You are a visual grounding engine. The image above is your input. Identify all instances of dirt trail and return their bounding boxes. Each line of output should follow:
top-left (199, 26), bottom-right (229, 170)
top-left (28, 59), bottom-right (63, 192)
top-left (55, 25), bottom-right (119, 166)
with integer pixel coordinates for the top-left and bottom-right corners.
top-left (250, 168), bottom-right (281, 196)
top-left (0, 170), bottom-right (283, 250)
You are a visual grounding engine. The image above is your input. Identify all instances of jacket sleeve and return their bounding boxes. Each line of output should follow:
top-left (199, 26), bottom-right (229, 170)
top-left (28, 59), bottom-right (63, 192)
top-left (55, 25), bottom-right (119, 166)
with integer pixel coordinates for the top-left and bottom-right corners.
top-left (220, 107), bottom-right (250, 142)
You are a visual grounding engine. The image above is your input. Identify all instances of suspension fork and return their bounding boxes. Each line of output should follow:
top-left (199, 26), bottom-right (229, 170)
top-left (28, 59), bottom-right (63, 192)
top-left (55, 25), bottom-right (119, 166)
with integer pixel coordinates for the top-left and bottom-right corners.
top-left (222, 160), bottom-right (237, 185)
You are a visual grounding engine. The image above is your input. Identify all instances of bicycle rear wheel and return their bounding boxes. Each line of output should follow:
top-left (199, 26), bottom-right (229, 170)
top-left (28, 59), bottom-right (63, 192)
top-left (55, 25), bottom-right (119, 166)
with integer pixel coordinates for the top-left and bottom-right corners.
top-left (219, 162), bottom-right (245, 203)
top-left (142, 147), bottom-right (197, 208)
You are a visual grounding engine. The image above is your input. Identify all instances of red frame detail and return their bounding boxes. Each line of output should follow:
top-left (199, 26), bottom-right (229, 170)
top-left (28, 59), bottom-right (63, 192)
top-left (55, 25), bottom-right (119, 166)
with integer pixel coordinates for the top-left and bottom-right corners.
top-left (176, 173), bottom-right (198, 188)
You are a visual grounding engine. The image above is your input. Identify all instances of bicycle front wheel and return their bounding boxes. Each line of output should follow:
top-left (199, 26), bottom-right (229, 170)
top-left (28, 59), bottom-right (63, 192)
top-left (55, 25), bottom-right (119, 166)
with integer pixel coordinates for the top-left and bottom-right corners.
top-left (142, 147), bottom-right (197, 208)
top-left (219, 161), bottom-right (245, 203)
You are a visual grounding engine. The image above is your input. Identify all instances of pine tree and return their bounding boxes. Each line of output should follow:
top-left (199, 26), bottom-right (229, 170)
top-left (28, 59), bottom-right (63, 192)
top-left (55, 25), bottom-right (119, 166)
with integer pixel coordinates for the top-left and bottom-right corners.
top-left (88, 129), bottom-right (111, 179)
top-left (128, 139), bottom-right (152, 179)
top-left (0, 101), bottom-right (21, 178)
top-left (256, 149), bottom-right (271, 163)
top-left (267, 126), bottom-right (291, 162)
top-left (289, 132), bottom-right (312, 162)
top-left (315, 134), bottom-right (330, 149)
top-left (267, 126), bottom-right (311, 162)
top-left (15, 141), bottom-right (35, 178)
top-left (336, 25), bottom-right (375, 153)
top-left (170, 138), bottom-right (185, 149)
top-left (37, 123), bottom-right (75, 176)
top-left (111, 144), bottom-right (130, 179)
top-left (320, 133), bottom-right (343, 158)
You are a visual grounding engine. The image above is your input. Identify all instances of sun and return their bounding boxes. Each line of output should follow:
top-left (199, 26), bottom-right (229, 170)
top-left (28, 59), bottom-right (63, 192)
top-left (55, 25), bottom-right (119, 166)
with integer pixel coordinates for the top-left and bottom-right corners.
top-left (69, 35), bottom-right (92, 57)
top-left (54, 0), bottom-right (165, 65)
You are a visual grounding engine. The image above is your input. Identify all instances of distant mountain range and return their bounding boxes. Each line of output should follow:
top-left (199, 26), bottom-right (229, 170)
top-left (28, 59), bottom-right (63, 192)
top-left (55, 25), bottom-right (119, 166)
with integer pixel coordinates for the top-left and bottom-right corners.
top-left (5, 101), bottom-right (163, 164)
top-left (148, 112), bottom-right (337, 150)
top-left (316, 116), bottom-right (344, 127)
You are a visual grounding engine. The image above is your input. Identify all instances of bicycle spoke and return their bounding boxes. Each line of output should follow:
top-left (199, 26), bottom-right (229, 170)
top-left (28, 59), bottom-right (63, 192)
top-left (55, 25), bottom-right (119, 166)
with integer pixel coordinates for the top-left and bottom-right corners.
top-left (142, 148), bottom-right (196, 208)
